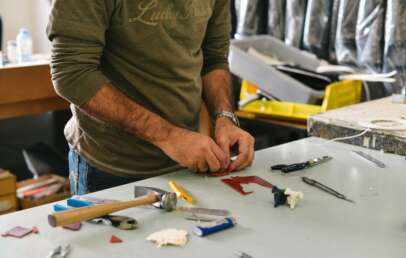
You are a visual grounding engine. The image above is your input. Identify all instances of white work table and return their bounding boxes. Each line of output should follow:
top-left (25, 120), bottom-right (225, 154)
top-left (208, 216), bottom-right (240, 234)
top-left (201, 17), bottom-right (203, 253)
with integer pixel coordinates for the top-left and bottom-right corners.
top-left (1, 137), bottom-right (405, 258)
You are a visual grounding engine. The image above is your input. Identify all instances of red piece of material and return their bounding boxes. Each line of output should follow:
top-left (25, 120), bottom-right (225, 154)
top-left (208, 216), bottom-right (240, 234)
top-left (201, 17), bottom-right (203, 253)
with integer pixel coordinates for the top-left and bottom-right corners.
top-left (32, 226), bottom-right (39, 234)
top-left (1, 226), bottom-right (33, 238)
top-left (221, 176), bottom-right (274, 195)
top-left (110, 235), bottom-right (123, 243)
top-left (63, 223), bottom-right (82, 231)
top-left (200, 166), bottom-right (239, 177)
top-left (207, 169), bottom-right (238, 177)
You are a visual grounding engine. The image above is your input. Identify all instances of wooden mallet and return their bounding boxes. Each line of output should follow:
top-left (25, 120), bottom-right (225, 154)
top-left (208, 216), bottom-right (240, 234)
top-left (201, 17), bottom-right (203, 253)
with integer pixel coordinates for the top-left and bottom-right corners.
top-left (48, 191), bottom-right (177, 227)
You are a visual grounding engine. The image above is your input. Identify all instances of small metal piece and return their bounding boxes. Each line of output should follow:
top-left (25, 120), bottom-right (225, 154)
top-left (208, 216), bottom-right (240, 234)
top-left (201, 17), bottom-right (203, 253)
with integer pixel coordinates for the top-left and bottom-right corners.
top-left (47, 245), bottom-right (71, 258)
top-left (235, 251), bottom-right (254, 258)
top-left (47, 246), bottom-right (61, 258)
top-left (307, 156), bottom-right (333, 168)
top-left (185, 214), bottom-right (217, 222)
top-left (60, 244), bottom-right (71, 258)
top-left (177, 206), bottom-right (230, 217)
top-left (352, 150), bottom-right (386, 168)
top-left (302, 177), bottom-right (355, 204)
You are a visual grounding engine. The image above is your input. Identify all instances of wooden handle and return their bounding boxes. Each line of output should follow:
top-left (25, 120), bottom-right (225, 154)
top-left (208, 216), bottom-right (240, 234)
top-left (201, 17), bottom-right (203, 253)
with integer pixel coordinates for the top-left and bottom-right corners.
top-left (48, 193), bottom-right (158, 227)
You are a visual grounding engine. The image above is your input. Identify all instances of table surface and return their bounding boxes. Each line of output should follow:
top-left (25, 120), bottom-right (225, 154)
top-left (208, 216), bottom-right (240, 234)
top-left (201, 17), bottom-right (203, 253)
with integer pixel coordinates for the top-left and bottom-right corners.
top-left (1, 137), bottom-right (405, 258)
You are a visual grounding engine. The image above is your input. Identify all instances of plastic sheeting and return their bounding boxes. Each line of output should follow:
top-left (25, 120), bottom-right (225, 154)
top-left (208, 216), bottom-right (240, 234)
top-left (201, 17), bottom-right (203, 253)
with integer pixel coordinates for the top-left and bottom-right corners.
top-left (383, 0), bottom-right (406, 94)
top-left (267, 0), bottom-right (285, 40)
top-left (335, 0), bottom-right (360, 66)
top-left (284, 0), bottom-right (307, 48)
top-left (235, 0), bottom-right (268, 39)
top-left (355, 0), bottom-right (385, 72)
top-left (327, 0), bottom-right (340, 63)
top-left (302, 0), bottom-right (333, 60)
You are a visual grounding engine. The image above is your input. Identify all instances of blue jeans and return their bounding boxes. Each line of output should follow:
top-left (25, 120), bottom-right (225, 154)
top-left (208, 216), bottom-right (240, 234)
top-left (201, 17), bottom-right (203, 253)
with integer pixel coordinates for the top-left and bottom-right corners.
top-left (68, 149), bottom-right (136, 195)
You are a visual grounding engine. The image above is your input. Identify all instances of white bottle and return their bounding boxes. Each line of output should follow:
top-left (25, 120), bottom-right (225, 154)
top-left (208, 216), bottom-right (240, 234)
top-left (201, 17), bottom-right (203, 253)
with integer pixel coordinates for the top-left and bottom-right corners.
top-left (16, 28), bottom-right (33, 63)
top-left (6, 40), bottom-right (18, 63)
top-left (0, 51), bottom-right (3, 67)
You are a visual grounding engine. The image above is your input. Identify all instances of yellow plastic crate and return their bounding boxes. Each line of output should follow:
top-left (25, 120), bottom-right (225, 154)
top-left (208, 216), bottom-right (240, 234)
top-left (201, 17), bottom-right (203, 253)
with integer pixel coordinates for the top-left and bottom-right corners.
top-left (240, 80), bottom-right (362, 122)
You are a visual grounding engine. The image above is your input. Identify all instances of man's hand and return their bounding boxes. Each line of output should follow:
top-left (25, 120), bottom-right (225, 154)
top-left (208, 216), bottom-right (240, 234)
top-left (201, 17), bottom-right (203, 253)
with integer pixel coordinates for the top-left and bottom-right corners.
top-left (157, 127), bottom-right (229, 173)
top-left (215, 118), bottom-right (255, 172)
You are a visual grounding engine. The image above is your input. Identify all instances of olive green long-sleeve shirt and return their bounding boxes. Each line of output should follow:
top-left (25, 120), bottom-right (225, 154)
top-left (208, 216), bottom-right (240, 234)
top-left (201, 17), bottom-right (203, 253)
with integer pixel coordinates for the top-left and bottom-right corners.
top-left (47, 0), bottom-right (231, 178)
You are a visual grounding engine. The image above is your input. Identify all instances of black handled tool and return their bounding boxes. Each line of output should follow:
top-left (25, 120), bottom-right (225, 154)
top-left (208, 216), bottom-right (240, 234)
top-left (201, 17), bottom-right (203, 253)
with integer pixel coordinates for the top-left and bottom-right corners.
top-left (271, 156), bottom-right (333, 173)
top-left (302, 177), bottom-right (355, 203)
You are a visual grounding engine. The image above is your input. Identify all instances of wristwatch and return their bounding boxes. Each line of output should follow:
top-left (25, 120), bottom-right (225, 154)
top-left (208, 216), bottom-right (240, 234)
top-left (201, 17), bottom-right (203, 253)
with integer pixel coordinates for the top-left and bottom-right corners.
top-left (214, 111), bottom-right (240, 127)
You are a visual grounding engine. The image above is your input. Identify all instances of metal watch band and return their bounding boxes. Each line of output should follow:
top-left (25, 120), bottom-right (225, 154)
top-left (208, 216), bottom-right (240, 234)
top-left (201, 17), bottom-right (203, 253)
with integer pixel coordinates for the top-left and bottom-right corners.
top-left (214, 111), bottom-right (240, 127)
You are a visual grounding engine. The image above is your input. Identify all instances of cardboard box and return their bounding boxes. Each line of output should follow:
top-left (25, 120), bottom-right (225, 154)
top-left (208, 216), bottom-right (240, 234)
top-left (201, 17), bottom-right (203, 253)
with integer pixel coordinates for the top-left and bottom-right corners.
top-left (0, 194), bottom-right (18, 215)
top-left (17, 174), bottom-right (70, 209)
top-left (0, 169), bottom-right (17, 197)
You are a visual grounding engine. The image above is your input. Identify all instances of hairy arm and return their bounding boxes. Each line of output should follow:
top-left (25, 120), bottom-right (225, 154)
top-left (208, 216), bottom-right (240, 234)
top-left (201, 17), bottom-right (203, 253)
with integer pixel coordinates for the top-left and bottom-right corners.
top-left (202, 70), bottom-right (255, 171)
top-left (83, 84), bottom-right (173, 146)
top-left (202, 69), bottom-right (234, 114)
top-left (82, 84), bottom-right (227, 173)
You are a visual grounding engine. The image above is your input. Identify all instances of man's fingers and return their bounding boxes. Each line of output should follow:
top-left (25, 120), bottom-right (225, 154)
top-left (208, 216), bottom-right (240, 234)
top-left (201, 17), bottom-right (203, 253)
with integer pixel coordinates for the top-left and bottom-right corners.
top-left (196, 160), bottom-right (208, 174)
top-left (229, 136), bottom-right (253, 171)
top-left (237, 144), bottom-right (255, 170)
top-left (212, 141), bottom-right (229, 171)
top-left (205, 149), bottom-right (222, 172)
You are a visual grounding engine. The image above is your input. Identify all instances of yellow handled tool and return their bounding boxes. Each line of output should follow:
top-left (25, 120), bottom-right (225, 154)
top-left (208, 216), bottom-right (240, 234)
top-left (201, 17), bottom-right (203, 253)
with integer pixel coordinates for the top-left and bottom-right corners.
top-left (169, 180), bottom-right (193, 204)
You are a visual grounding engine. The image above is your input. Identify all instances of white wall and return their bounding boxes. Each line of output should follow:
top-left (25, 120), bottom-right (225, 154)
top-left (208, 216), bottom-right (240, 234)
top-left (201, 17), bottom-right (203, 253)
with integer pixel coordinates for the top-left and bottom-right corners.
top-left (0, 0), bottom-right (51, 53)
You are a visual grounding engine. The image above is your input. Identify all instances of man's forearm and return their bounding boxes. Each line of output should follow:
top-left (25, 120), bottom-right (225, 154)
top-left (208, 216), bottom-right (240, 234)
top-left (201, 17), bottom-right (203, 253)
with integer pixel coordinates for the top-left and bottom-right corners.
top-left (82, 84), bottom-right (176, 146)
top-left (202, 69), bottom-right (233, 116)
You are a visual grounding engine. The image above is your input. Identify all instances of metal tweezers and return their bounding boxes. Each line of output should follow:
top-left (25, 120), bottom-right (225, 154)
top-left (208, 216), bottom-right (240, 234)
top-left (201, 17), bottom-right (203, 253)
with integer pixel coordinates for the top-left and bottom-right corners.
top-left (302, 177), bottom-right (355, 204)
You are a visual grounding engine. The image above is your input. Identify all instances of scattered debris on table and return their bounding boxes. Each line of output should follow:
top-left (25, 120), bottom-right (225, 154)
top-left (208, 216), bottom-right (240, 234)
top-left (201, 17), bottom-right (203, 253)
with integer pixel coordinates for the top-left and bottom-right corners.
top-left (110, 235), bottom-right (123, 244)
top-left (272, 186), bottom-right (304, 209)
top-left (48, 244), bottom-right (71, 258)
top-left (147, 229), bottom-right (188, 248)
top-left (222, 176), bottom-right (273, 195)
top-left (1, 226), bottom-right (37, 238)
top-left (285, 188), bottom-right (304, 209)
top-left (62, 223), bottom-right (82, 231)
top-left (32, 226), bottom-right (39, 234)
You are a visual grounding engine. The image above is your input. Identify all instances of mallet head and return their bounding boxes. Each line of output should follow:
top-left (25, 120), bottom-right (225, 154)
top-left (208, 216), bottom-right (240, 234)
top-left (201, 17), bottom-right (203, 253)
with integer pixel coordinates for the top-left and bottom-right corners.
top-left (134, 186), bottom-right (177, 211)
top-left (160, 192), bottom-right (177, 211)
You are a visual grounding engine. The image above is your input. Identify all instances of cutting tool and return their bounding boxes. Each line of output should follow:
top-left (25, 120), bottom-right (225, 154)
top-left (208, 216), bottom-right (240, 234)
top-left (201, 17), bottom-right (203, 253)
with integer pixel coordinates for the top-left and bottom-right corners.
top-left (302, 176), bottom-right (355, 204)
top-left (352, 150), bottom-right (386, 168)
top-left (169, 180), bottom-right (194, 204)
top-left (271, 156), bottom-right (333, 173)
top-left (177, 206), bottom-right (230, 217)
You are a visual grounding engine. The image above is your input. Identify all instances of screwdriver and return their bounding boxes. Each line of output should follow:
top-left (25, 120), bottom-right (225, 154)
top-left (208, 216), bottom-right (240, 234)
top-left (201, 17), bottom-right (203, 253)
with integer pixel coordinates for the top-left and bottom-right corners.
top-left (301, 177), bottom-right (355, 204)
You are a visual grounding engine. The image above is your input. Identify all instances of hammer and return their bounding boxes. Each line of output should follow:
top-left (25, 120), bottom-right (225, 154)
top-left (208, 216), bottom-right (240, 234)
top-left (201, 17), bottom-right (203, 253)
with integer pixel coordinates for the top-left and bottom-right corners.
top-left (48, 190), bottom-right (177, 227)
